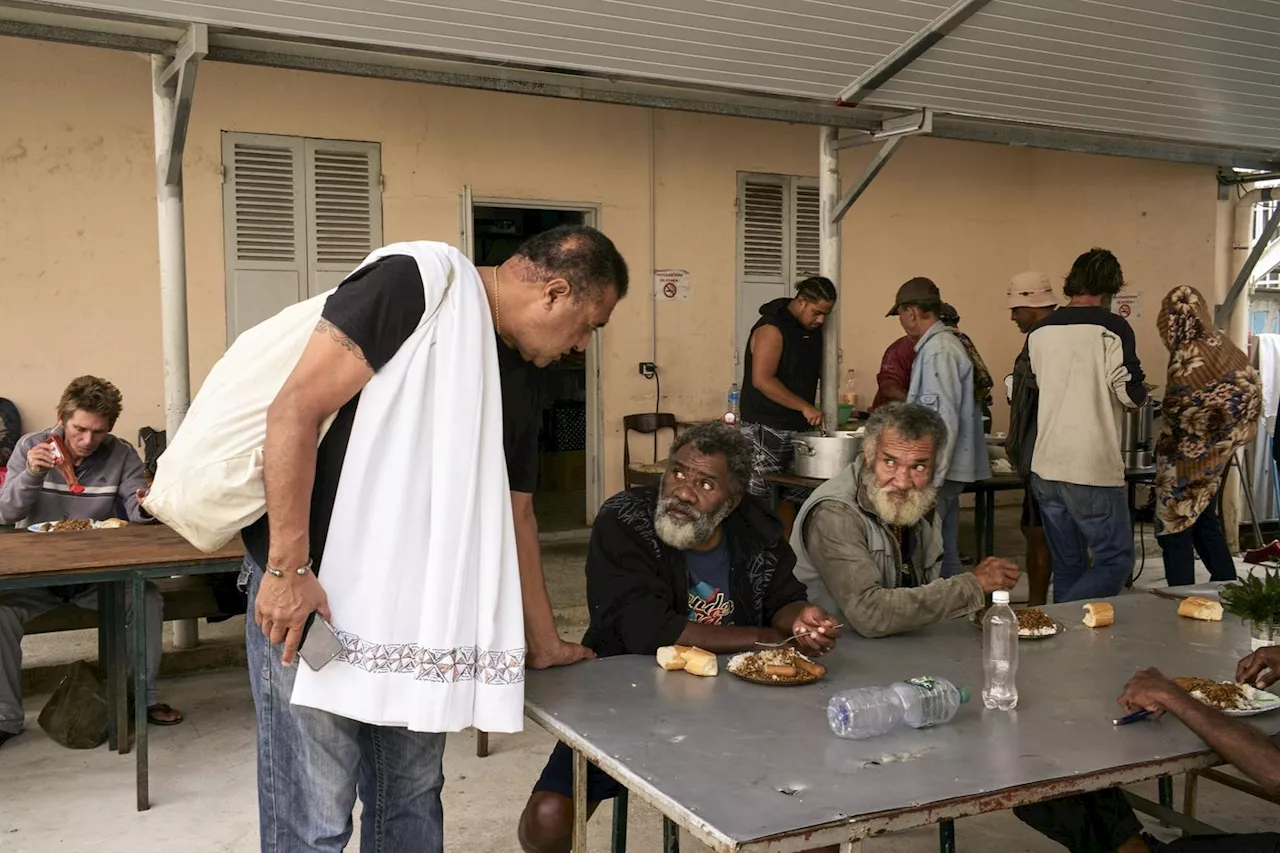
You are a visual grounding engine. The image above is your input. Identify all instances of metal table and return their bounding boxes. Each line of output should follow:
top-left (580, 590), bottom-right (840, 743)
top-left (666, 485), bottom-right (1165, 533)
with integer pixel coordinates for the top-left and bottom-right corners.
top-left (0, 525), bottom-right (243, 811)
top-left (763, 472), bottom-right (1023, 560)
top-left (524, 594), bottom-right (1280, 852)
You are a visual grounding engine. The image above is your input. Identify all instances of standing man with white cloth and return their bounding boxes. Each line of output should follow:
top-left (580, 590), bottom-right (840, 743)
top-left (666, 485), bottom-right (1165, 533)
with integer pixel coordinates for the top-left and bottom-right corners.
top-left (241, 225), bottom-right (628, 852)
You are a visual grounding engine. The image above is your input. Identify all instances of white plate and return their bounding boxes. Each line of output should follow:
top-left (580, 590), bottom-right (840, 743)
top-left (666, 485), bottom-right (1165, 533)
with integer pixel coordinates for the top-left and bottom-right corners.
top-left (1221, 684), bottom-right (1280, 717)
top-left (27, 520), bottom-right (104, 533)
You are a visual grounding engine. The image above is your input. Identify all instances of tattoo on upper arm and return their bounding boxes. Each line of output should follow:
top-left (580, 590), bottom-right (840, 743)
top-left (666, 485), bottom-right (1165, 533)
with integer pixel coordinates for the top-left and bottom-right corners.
top-left (315, 318), bottom-right (369, 366)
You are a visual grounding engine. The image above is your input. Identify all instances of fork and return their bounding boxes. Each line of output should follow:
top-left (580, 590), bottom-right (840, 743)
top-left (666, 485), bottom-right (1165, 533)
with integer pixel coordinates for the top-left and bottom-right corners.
top-left (755, 623), bottom-right (845, 648)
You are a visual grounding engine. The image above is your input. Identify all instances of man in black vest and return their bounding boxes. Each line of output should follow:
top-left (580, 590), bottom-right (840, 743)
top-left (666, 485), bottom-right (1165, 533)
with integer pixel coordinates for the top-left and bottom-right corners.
top-left (739, 276), bottom-right (837, 535)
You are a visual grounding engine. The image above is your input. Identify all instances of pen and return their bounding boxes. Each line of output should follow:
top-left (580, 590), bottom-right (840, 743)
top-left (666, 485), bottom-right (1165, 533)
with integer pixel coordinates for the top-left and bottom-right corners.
top-left (1113, 709), bottom-right (1153, 726)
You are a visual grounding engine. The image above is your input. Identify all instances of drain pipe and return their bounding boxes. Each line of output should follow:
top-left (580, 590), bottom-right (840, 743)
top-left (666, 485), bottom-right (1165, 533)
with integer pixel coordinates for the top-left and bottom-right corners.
top-left (819, 127), bottom-right (842, 426)
top-left (151, 26), bottom-right (205, 649)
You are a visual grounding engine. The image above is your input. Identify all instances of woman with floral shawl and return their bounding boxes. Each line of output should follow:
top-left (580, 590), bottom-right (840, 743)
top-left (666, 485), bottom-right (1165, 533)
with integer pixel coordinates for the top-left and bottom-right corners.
top-left (1154, 285), bottom-right (1262, 585)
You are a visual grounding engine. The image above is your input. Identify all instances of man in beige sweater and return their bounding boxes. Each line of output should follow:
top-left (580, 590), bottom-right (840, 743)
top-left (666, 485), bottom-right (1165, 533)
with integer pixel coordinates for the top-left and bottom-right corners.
top-left (791, 402), bottom-right (1019, 638)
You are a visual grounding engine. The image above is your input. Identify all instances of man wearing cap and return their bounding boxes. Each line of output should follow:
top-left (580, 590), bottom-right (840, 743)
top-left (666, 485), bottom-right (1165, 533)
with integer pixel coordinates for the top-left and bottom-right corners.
top-left (1003, 272), bottom-right (1058, 606)
top-left (889, 278), bottom-right (990, 579)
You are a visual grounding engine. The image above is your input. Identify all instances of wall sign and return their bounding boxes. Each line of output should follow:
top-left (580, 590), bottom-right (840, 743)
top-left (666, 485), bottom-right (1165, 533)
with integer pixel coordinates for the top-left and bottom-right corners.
top-left (654, 268), bottom-right (690, 301)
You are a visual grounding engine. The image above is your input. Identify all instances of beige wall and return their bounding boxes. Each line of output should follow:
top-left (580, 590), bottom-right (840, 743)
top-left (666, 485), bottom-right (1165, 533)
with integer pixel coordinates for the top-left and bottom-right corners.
top-left (0, 37), bottom-right (1221, 501)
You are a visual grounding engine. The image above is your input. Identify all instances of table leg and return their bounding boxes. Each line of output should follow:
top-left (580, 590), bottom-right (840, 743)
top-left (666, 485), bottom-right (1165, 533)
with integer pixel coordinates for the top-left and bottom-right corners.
top-left (938, 818), bottom-right (956, 853)
top-left (985, 491), bottom-right (996, 560)
top-left (840, 843), bottom-right (863, 853)
top-left (1158, 774), bottom-right (1174, 825)
top-left (133, 573), bottom-right (150, 811)
top-left (662, 816), bottom-right (680, 853)
top-left (572, 749), bottom-right (588, 853)
top-left (113, 581), bottom-right (129, 756)
top-left (611, 788), bottom-right (628, 853)
top-left (973, 491), bottom-right (986, 562)
top-left (476, 730), bottom-right (489, 758)
top-left (98, 581), bottom-right (117, 752)
top-left (1184, 771), bottom-right (1200, 818)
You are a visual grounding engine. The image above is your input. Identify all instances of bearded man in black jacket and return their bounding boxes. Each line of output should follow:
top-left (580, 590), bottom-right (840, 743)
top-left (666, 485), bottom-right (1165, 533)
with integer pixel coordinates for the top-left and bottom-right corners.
top-left (517, 421), bottom-right (840, 853)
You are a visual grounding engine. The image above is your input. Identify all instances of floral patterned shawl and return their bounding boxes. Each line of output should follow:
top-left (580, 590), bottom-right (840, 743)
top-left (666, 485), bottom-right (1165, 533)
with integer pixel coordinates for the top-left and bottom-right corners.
top-left (1155, 285), bottom-right (1262, 535)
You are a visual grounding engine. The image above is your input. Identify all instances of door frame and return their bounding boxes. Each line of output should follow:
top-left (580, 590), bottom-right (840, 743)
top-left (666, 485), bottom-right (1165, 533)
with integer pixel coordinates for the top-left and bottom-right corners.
top-left (461, 193), bottom-right (607, 522)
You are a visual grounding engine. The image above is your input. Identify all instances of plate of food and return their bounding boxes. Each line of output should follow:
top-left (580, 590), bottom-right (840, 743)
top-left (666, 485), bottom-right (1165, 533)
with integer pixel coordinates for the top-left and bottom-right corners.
top-left (27, 518), bottom-right (129, 533)
top-left (726, 648), bottom-right (826, 686)
top-left (1174, 677), bottom-right (1280, 717)
top-left (970, 606), bottom-right (1064, 639)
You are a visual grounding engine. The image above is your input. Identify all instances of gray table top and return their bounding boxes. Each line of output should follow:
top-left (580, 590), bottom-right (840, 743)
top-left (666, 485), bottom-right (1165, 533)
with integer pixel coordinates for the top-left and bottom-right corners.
top-left (524, 594), bottom-right (1280, 848)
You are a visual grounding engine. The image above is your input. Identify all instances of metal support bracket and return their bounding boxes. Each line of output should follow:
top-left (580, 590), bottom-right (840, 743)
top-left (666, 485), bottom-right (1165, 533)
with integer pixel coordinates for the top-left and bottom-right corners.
top-left (832, 135), bottom-right (905, 224)
top-left (1216, 197), bottom-right (1280, 328)
top-left (835, 109), bottom-right (932, 150)
top-left (836, 0), bottom-right (994, 105)
top-left (155, 23), bottom-right (207, 187)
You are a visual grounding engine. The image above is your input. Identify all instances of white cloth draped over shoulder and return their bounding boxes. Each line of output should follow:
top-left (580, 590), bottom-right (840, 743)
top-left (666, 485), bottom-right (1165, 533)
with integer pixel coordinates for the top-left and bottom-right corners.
top-left (290, 241), bottom-right (526, 734)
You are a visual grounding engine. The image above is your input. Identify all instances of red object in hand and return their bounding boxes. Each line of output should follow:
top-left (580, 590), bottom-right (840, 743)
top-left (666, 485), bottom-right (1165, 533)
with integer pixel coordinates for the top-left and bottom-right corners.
top-left (47, 436), bottom-right (84, 494)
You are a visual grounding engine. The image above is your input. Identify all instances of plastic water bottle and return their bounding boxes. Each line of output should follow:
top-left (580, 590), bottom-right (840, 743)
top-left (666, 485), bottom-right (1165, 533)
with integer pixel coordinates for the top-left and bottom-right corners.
top-left (726, 381), bottom-right (741, 423)
top-left (827, 676), bottom-right (970, 740)
top-left (983, 590), bottom-right (1019, 710)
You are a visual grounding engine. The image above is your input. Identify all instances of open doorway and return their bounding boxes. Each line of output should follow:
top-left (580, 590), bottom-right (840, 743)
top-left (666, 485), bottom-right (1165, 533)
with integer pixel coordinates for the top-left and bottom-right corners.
top-left (468, 200), bottom-right (602, 535)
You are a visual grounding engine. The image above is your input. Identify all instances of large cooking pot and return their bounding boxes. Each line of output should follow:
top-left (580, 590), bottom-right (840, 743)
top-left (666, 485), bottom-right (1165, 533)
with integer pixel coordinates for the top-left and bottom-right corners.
top-left (1121, 397), bottom-right (1158, 470)
top-left (791, 431), bottom-right (863, 480)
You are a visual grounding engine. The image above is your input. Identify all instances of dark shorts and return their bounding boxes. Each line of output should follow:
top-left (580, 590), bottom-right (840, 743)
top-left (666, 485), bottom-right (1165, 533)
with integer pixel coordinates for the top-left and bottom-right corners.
top-left (1021, 489), bottom-right (1044, 529)
top-left (532, 741), bottom-right (623, 802)
top-left (740, 422), bottom-right (809, 502)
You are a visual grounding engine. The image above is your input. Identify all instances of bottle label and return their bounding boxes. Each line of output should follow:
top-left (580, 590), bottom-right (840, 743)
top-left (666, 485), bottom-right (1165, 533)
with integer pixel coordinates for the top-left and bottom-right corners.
top-left (906, 676), bottom-right (939, 695)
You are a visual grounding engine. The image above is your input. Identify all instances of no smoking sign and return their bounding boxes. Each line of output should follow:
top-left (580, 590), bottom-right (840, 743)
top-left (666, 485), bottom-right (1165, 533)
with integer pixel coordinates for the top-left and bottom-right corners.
top-left (654, 268), bottom-right (690, 301)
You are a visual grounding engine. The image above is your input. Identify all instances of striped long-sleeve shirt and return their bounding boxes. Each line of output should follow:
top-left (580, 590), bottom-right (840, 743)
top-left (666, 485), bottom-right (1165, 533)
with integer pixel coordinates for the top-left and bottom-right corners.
top-left (0, 427), bottom-right (152, 526)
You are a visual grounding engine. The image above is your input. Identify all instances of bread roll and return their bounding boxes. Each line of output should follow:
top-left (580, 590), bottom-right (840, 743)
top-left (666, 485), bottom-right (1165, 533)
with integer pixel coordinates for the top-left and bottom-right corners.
top-left (98, 518), bottom-right (129, 529)
top-left (682, 647), bottom-right (718, 677)
top-left (1177, 596), bottom-right (1223, 622)
top-left (1082, 602), bottom-right (1114, 628)
top-left (655, 646), bottom-right (688, 671)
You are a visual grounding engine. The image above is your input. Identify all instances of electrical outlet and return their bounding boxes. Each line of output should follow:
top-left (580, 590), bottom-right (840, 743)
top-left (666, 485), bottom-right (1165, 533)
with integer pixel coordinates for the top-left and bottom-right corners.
top-left (638, 362), bottom-right (657, 379)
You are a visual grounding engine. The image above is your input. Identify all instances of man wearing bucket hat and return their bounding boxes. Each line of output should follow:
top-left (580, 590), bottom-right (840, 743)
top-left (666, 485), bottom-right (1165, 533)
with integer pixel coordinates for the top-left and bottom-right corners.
top-left (1003, 271), bottom-right (1058, 606)
top-left (889, 277), bottom-right (991, 579)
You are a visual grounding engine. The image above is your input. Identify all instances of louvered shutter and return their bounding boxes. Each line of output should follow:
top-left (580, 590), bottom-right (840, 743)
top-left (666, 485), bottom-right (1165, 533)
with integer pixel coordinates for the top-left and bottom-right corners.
top-left (222, 133), bottom-right (306, 344)
top-left (792, 180), bottom-right (821, 279)
top-left (304, 139), bottom-right (383, 296)
top-left (737, 175), bottom-right (790, 371)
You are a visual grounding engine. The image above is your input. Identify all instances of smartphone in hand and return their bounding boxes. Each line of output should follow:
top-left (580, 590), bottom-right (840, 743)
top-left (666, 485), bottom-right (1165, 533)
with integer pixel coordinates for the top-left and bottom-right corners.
top-left (298, 615), bottom-right (343, 671)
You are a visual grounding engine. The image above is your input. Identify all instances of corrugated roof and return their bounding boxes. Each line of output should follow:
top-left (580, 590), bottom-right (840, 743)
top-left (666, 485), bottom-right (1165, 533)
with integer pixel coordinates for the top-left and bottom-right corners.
top-left (5, 0), bottom-right (1280, 159)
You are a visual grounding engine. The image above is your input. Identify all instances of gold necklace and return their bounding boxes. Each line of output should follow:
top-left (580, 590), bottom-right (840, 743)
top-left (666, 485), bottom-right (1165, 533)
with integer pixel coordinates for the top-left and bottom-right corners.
top-left (492, 265), bottom-right (502, 337)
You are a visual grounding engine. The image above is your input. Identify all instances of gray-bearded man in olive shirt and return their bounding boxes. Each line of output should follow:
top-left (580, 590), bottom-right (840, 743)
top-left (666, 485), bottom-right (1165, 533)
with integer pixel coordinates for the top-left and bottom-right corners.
top-left (790, 403), bottom-right (1020, 638)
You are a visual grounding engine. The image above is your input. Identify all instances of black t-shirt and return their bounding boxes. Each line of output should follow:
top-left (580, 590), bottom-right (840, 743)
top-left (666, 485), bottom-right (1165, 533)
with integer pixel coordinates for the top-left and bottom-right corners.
top-left (243, 254), bottom-right (543, 573)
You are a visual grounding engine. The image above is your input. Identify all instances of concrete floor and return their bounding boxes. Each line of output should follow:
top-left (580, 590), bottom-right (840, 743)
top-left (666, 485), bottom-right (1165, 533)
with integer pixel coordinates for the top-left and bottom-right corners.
top-left (6, 501), bottom-right (1280, 852)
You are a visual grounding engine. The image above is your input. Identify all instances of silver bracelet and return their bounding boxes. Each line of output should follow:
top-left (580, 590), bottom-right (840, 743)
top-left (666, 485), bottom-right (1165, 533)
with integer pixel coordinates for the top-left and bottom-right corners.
top-left (266, 560), bottom-right (313, 578)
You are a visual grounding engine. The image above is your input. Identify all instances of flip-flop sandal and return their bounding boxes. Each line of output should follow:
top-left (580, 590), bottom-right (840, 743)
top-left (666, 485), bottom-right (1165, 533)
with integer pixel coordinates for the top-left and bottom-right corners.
top-left (147, 704), bottom-right (184, 726)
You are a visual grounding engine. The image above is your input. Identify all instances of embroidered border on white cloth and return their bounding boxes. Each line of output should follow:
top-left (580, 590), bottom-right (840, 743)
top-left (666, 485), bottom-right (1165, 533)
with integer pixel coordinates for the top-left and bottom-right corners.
top-left (335, 630), bottom-right (526, 685)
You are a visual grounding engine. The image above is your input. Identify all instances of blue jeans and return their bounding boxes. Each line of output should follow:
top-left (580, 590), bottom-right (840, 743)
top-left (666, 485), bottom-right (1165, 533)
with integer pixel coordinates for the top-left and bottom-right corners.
top-left (242, 559), bottom-right (447, 853)
top-left (937, 480), bottom-right (966, 579)
top-left (1029, 475), bottom-right (1133, 603)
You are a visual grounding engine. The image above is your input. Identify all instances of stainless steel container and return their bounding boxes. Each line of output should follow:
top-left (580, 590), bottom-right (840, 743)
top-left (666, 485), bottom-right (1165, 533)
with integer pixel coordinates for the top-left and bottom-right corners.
top-left (791, 431), bottom-right (863, 480)
top-left (1121, 398), bottom-right (1157, 470)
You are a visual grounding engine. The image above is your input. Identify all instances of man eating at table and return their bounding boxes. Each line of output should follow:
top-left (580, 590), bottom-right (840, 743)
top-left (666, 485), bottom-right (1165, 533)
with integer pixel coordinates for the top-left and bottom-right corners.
top-left (517, 421), bottom-right (840, 853)
top-left (791, 402), bottom-right (1020, 639)
top-left (0, 375), bottom-right (180, 747)
top-left (1016, 650), bottom-right (1280, 852)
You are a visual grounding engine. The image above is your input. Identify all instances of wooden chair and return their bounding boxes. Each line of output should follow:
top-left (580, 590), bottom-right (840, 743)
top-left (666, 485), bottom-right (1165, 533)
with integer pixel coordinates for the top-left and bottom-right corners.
top-left (624, 413), bottom-right (677, 489)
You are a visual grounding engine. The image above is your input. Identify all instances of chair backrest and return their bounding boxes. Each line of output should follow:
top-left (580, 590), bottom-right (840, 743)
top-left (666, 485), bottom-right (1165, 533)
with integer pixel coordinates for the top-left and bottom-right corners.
top-left (623, 413), bottom-right (677, 436)
top-left (623, 412), bottom-right (678, 476)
